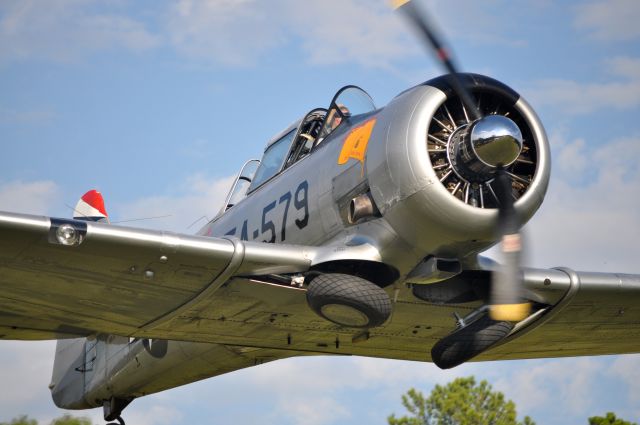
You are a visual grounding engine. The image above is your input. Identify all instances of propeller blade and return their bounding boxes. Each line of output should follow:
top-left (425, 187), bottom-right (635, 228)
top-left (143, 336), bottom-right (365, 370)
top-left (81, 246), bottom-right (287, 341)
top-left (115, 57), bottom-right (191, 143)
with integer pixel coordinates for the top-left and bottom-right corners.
top-left (490, 167), bottom-right (530, 321)
top-left (392, 0), bottom-right (481, 121)
top-left (393, 0), bottom-right (530, 322)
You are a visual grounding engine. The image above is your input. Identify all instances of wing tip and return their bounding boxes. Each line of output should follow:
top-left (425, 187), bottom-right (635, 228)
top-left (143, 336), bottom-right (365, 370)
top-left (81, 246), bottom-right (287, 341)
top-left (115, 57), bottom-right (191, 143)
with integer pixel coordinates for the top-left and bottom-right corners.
top-left (74, 189), bottom-right (108, 222)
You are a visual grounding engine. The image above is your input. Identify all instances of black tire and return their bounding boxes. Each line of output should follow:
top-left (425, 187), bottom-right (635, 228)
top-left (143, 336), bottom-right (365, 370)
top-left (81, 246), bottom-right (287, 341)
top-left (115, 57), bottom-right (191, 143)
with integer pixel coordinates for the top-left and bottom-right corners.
top-left (431, 314), bottom-right (513, 369)
top-left (143, 338), bottom-right (168, 358)
top-left (306, 273), bottom-right (391, 328)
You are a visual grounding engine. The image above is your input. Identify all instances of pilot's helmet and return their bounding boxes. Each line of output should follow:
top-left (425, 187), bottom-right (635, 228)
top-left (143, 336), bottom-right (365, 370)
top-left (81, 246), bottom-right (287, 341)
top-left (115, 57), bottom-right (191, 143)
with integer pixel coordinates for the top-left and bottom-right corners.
top-left (337, 103), bottom-right (351, 117)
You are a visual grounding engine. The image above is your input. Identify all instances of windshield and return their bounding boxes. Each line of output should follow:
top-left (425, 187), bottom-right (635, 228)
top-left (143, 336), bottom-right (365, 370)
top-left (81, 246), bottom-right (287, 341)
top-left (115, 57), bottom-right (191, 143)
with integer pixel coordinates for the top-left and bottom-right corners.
top-left (249, 129), bottom-right (296, 191)
top-left (318, 86), bottom-right (376, 140)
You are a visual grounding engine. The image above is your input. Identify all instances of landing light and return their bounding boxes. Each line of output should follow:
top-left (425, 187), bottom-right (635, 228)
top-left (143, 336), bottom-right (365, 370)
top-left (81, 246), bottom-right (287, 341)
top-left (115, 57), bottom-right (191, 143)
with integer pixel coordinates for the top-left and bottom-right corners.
top-left (56, 224), bottom-right (81, 246)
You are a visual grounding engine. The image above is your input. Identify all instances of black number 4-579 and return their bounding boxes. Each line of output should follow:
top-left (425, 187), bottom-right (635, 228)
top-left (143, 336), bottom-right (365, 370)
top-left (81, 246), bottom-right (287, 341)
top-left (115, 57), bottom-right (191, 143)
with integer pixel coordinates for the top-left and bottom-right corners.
top-left (225, 180), bottom-right (309, 243)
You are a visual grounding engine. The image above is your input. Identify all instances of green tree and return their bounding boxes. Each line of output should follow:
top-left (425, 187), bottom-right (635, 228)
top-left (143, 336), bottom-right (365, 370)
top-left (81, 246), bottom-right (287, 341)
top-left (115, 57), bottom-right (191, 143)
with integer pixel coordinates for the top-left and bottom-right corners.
top-left (49, 415), bottom-right (91, 425)
top-left (388, 376), bottom-right (535, 425)
top-left (0, 416), bottom-right (37, 425)
top-left (0, 415), bottom-right (93, 425)
top-left (589, 412), bottom-right (637, 425)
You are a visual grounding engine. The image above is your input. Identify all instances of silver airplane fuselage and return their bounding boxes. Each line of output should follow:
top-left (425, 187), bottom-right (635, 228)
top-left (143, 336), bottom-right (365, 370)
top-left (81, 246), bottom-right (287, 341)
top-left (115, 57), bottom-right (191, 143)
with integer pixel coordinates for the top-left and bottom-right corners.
top-left (50, 74), bottom-right (552, 415)
top-left (200, 75), bottom-right (549, 279)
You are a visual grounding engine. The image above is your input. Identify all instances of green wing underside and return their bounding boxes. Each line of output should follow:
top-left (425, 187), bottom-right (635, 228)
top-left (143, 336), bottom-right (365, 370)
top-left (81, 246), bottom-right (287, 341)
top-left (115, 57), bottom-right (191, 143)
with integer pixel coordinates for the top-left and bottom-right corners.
top-left (1, 211), bottom-right (639, 363)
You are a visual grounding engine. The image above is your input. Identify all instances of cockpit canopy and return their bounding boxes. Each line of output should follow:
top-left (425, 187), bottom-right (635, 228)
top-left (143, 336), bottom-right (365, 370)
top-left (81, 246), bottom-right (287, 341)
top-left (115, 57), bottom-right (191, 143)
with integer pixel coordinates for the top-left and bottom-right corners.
top-left (218, 85), bottom-right (375, 216)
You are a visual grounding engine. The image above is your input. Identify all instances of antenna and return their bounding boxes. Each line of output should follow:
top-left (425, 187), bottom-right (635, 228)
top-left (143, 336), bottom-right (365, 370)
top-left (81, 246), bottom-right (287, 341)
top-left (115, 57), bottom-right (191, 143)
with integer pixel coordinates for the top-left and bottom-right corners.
top-left (187, 215), bottom-right (210, 230)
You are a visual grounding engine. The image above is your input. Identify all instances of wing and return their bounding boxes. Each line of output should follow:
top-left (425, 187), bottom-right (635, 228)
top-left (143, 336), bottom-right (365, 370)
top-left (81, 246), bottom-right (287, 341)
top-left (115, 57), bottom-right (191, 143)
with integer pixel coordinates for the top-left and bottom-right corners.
top-left (0, 210), bottom-right (318, 340)
top-left (2, 210), bottom-right (639, 364)
top-left (149, 268), bottom-right (640, 363)
top-left (480, 268), bottom-right (640, 360)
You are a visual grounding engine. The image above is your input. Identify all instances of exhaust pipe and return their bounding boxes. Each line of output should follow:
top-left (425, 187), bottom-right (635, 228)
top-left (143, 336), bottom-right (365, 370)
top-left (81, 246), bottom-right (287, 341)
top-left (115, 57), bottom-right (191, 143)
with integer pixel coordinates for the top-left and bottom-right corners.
top-left (348, 192), bottom-right (379, 224)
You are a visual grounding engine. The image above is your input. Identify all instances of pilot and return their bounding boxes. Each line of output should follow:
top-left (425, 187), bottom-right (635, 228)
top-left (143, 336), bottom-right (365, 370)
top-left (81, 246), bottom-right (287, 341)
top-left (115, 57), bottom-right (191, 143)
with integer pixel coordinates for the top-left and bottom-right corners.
top-left (315, 104), bottom-right (352, 147)
top-left (331, 104), bottom-right (351, 129)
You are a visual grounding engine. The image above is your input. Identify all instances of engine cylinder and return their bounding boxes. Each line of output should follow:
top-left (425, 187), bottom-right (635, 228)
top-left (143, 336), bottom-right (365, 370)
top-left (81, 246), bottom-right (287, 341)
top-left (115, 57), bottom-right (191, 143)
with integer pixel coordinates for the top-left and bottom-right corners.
top-left (365, 73), bottom-right (550, 258)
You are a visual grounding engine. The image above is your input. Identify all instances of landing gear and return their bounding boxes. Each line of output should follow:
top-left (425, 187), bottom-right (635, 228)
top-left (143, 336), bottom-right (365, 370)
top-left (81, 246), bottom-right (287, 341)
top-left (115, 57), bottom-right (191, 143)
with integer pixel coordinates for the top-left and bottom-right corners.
top-left (103, 398), bottom-right (132, 425)
top-left (142, 338), bottom-right (168, 358)
top-left (306, 273), bottom-right (392, 328)
top-left (431, 307), bottom-right (513, 369)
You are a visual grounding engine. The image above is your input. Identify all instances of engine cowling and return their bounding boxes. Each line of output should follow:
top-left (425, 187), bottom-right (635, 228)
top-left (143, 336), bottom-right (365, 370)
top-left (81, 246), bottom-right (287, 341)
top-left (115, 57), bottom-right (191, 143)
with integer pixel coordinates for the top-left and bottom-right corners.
top-left (366, 74), bottom-right (550, 258)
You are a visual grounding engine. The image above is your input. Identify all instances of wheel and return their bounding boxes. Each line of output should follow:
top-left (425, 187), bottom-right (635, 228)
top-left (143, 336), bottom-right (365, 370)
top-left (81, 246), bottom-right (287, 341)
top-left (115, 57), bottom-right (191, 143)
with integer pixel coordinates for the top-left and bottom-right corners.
top-left (431, 314), bottom-right (513, 369)
top-left (306, 273), bottom-right (391, 328)
top-left (143, 338), bottom-right (168, 358)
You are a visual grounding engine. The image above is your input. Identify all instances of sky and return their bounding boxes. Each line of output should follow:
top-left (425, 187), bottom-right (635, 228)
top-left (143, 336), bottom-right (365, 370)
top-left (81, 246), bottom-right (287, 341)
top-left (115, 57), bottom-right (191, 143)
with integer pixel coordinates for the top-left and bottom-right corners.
top-left (0, 0), bottom-right (639, 424)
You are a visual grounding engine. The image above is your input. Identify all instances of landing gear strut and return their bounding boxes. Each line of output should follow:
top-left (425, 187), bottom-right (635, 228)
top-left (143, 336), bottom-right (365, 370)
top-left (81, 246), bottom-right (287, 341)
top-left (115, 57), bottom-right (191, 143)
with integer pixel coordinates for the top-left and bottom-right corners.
top-left (104, 398), bottom-right (132, 425)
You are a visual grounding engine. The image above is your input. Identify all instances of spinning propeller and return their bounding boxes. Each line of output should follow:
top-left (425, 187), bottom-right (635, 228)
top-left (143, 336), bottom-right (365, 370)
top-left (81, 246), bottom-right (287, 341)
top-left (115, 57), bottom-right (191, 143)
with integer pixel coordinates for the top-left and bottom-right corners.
top-left (394, 0), bottom-right (531, 321)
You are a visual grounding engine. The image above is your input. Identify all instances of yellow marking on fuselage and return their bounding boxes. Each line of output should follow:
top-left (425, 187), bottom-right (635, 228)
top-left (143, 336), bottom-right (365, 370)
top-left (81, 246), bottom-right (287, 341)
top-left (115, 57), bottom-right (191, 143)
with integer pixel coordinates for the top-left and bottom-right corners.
top-left (338, 118), bottom-right (377, 167)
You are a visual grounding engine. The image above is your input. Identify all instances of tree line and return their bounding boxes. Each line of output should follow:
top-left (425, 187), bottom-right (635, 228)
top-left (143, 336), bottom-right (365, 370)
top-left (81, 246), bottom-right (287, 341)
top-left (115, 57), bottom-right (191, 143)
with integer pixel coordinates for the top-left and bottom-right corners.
top-left (388, 376), bottom-right (637, 425)
top-left (1, 416), bottom-right (90, 425)
top-left (2, 377), bottom-right (636, 425)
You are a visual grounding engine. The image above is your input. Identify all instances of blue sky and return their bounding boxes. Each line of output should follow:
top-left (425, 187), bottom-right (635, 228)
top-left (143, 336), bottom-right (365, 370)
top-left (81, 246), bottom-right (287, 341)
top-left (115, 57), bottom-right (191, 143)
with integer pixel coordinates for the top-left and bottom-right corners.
top-left (1, 1), bottom-right (639, 424)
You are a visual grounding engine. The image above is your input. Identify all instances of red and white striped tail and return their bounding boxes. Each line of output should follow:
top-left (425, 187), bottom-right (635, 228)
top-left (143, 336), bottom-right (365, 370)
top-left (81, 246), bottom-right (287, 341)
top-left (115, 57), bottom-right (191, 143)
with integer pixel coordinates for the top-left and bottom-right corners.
top-left (74, 189), bottom-right (109, 222)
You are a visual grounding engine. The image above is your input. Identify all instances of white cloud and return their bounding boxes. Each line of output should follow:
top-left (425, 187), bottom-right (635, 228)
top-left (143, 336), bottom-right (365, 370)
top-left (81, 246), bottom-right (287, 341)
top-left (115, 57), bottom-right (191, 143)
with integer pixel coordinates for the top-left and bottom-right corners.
top-left (283, 1), bottom-right (413, 69)
top-left (115, 174), bottom-right (234, 232)
top-left (493, 358), bottom-right (601, 414)
top-left (609, 56), bottom-right (640, 79)
top-left (245, 356), bottom-right (440, 394)
top-left (284, 395), bottom-right (350, 425)
top-left (574, 0), bottom-right (640, 42)
top-left (220, 356), bottom-right (487, 425)
top-left (0, 0), bottom-right (547, 70)
top-left (0, 340), bottom-right (82, 423)
top-left (0, 0), bottom-right (413, 69)
top-left (0, 341), bottom-right (56, 407)
top-left (0, 107), bottom-right (56, 126)
top-left (164, 0), bottom-right (540, 70)
top-left (0, 180), bottom-right (60, 215)
top-left (610, 356), bottom-right (640, 418)
top-left (428, 0), bottom-right (530, 48)
top-left (524, 133), bottom-right (640, 271)
top-left (166, 0), bottom-right (414, 69)
top-left (524, 56), bottom-right (640, 115)
top-left (554, 136), bottom-right (589, 181)
top-left (0, 0), bottom-right (160, 64)
top-left (167, 0), bottom-right (287, 67)
top-left (0, 175), bottom-right (233, 232)
top-left (124, 404), bottom-right (183, 425)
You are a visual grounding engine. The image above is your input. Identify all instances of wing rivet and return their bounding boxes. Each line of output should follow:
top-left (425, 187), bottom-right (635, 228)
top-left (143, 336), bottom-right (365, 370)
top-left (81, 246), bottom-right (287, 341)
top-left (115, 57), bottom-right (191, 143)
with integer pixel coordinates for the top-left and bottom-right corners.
top-left (159, 255), bottom-right (168, 263)
top-left (144, 270), bottom-right (155, 280)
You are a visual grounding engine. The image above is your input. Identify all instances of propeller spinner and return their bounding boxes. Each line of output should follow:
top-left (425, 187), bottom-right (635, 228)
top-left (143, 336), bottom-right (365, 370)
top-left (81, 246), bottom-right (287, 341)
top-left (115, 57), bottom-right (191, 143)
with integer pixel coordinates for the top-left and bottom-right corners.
top-left (394, 0), bottom-right (531, 322)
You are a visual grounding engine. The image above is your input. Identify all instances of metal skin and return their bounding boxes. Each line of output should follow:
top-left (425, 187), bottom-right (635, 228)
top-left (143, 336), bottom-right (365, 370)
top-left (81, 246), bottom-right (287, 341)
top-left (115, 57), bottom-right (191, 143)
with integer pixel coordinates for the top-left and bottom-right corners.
top-left (0, 74), bottom-right (639, 420)
top-left (202, 78), bottom-right (549, 275)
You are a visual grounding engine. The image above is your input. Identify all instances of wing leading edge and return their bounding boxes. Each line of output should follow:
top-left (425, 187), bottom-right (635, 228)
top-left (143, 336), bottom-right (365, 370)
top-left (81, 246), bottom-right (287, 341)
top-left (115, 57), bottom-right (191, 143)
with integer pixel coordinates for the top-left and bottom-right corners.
top-left (479, 268), bottom-right (640, 360)
top-left (1, 209), bottom-right (639, 364)
top-left (0, 210), bottom-right (317, 340)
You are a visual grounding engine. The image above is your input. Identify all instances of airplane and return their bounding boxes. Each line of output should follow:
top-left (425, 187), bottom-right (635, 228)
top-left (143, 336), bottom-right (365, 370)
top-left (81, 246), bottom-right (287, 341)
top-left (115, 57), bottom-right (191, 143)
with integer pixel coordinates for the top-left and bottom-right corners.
top-left (1, 2), bottom-right (639, 424)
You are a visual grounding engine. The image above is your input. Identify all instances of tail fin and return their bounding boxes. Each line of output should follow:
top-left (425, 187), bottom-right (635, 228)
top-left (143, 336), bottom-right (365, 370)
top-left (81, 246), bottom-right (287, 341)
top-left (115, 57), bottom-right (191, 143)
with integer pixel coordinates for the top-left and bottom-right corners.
top-left (50, 338), bottom-right (88, 409)
top-left (74, 189), bottom-right (109, 223)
